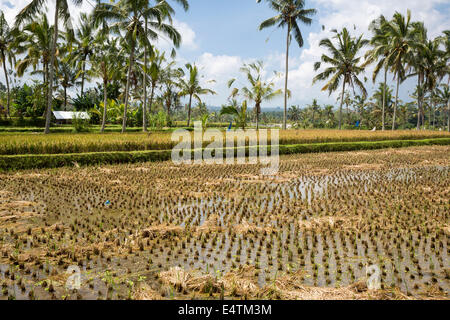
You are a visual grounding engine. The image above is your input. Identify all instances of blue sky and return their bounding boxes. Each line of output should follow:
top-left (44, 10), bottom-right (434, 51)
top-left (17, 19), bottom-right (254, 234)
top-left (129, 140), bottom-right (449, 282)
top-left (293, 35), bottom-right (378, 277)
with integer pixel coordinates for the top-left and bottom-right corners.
top-left (1, 0), bottom-right (449, 109)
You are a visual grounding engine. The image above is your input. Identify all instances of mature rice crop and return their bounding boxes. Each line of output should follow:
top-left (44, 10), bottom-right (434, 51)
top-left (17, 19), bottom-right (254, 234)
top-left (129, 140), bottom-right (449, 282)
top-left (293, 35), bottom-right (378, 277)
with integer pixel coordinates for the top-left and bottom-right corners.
top-left (0, 145), bottom-right (448, 300)
top-left (0, 130), bottom-right (449, 155)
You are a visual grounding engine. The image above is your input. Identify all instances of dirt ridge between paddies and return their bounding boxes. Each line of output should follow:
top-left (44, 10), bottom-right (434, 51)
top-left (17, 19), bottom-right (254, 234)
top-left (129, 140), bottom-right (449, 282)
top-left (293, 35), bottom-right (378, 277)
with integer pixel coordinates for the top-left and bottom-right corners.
top-left (0, 137), bottom-right (449, 171)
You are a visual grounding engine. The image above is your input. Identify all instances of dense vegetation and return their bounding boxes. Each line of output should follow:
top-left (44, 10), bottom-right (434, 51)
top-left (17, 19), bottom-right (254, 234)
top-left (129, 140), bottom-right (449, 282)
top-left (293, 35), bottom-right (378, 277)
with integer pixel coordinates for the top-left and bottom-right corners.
top-left (0, 1), bottom-right (448, 133)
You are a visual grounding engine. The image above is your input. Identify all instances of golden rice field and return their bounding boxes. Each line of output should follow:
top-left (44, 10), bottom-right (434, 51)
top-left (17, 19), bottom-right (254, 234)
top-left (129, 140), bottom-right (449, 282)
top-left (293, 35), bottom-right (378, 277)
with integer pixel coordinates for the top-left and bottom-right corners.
top-left (0, 145), bottom-right (448, 300)
top-left (0, 129), bottom-right (449, 155)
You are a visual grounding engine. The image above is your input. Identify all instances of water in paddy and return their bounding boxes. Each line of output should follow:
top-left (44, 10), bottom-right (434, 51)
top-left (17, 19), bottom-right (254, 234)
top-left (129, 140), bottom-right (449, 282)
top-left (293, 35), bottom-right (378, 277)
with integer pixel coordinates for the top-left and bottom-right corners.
top-left (0, 164), bottom-right (448, 299)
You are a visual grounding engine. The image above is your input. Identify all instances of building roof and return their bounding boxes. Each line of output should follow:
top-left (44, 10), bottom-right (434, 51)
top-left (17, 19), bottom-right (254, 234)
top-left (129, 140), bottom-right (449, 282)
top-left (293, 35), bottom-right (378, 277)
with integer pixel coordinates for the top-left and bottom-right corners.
top-left (52, 111), bottom-right (90, 120)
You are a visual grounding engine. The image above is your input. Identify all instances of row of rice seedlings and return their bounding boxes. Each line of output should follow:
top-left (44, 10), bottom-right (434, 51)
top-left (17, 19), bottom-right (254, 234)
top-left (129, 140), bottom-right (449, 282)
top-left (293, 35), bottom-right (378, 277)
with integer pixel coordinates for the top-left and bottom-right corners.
top-left (0, 146), bottom-right (448, 299)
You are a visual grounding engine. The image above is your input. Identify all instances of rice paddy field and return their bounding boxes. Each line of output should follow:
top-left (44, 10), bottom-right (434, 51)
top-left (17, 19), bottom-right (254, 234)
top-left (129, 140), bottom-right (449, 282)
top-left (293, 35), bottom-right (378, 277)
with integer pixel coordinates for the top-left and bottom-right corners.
top-left (0, 144), bottom-right (448, 300)
top-left (1, 129), bottom-right (449, 155)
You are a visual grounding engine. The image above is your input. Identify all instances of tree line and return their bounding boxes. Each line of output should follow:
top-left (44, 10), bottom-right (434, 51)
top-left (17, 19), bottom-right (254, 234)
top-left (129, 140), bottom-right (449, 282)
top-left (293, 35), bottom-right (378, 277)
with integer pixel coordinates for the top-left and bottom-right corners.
top-left (0, 0), bottom-right (449, 133)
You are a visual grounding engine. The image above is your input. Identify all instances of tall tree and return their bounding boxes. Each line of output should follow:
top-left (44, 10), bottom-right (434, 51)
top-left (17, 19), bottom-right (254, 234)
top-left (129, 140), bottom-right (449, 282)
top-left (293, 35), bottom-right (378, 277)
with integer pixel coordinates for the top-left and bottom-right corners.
top-left (89, 35), bottom-right (124, 132)
top-left (313, 28), bottom-right (368, 130)
top-left (16, 0), bottom-right (84, 134)
top-left (435, 84), bottom-right (449, 131)
top-left (179, 63), bottom-right (216, 127)
top-left (257, 0), bottom-right (316, 130)
top-left (0, 11), bottom-right (14, 117)
top-left (57, 55), bottom-right (79, 110)
top-left (145, 49), bottom-right (165, 121)
top-left (229, 61), bottom-right (282, 129)
top-left (220, 99), bottom-right (248, 130)
top-left (72, 13), bottom-right (95, 96)
top-left (366, 15), bottom-right (390, 130)
top-left (94, 0), bottom-right (182, 133)
top-left (383, 10), bottom-right (416, 130)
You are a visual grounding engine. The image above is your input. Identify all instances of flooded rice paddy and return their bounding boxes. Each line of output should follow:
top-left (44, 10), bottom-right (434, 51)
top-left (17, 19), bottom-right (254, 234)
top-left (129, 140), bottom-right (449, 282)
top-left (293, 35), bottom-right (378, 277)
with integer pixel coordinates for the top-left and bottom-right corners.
top-left (0, 145), bottom-right (448, 300)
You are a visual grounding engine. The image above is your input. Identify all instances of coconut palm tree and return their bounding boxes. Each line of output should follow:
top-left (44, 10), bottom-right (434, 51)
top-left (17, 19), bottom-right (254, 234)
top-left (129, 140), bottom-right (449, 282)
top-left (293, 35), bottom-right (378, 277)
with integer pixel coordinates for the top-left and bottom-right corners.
top-left (15, 15), bottom-right (57, 118)
top-left (89, 36), bottom-right (123, 132)
top-left (421, 38), bottom-right (446, 129)
top-left (141, 0), bottom-right (188, 132)
top-left (407, 22), bottom-right (429, 130)
top-left (383, 10), bottom-right (416, 130)
top-left (366, 15), bottom-right (390, 130)
top-left (145, 49), bottom-right (165, 120)
top-left (257, 0), bottom-right (316, 130)
top-left (435, 84), bottom-right (449, 131)
top-left (179, 63), bottom-right (216, 127)
top-left (15, 0), bottom-right (84, 134)
top-left (220, 99), bottom-right (248, 130)
top-left (57, 55), bottom-right (79, 110)
top-left (94, 0), bottom-right (183, 133)
top-left (228, 61), bottom-right (283, 129)
top-left (313, 28), bottom-right (368, 130)
top-left (72, 13), bottom-right (95, 96)
top-left (160, 62), bottom-right (183, 121)
top-left (0, 11), bottom-right (14, 117)
top-left (288, 105), bottom-right (301, 121)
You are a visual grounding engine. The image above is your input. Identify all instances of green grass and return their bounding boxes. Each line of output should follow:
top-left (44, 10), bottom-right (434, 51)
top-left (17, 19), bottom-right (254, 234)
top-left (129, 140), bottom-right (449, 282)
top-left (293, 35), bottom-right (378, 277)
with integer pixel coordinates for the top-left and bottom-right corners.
top-left (1, 138), bottom-right (448, 171)
top-left (1, 129), bottom-right (449, 155)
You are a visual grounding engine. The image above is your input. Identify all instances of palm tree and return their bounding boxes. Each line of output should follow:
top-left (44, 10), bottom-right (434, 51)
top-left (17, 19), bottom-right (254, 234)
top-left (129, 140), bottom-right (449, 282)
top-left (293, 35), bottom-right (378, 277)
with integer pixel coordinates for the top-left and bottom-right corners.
top-left (16, 0), bottom-right (84, 134)
top-left (288, 105), bottom-right (301, 121)
top-left (422, 38), bottom-right (446, 129)
top-left (372, 82), bottom-right (393, 128)
top-left (142, 0), bottom-right (188, 132)
top-left (94, 0), bottom-right (182, 133)
top-left (160, 62), bottom-right (183, 120)
top-left (179, 63), bottom-right (216, 127)
top-left (146, 49), bottom-right (165, 121)
top-left (435, 84), bottom-right (449, 131)
top-left (228, 61), bottom-right (282, 129)
top-left (383, 10), bottom-right (416, 130)
top-left (313, 28), bottom-right (368, 130)
top-left (57, 55), bottom-right (79, 110)
top-left (89, 35), bottom-right (124, 132)
top-left (72, 13), bottom-right (95, 96)
top-left (408, 22), bottom-right (429, 130)
top-left (220, 99), bottom-right (248, 130)
top-left (0, 11), bottom-right (13, 117)
top-left (309, 99), bottom-right (320, 126)
top-left (14, 15), bottom-right (55, 114)
top-left (257, 0), bottom-right (316, 130)
top-left (366, 15), bottom-right (390, 130)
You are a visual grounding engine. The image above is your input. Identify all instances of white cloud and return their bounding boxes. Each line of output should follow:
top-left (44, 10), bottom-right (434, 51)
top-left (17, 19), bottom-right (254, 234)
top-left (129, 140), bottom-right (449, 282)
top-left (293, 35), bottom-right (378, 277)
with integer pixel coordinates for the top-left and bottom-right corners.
top-left (156, 19), bottom-right (198, 51)
top-left (273, 0), bottom-right (450, 107)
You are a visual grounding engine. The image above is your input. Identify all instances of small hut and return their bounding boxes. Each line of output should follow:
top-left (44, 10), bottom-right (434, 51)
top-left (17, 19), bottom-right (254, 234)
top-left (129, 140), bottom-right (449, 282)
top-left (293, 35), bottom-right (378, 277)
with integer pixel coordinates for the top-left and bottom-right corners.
top-left (52, 111), bottom-right (90, 125)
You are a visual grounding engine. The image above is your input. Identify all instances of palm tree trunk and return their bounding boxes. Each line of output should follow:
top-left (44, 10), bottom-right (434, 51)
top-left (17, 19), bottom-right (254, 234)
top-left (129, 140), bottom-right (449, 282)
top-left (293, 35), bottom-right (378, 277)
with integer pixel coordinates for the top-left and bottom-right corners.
top-left (149, 83), bottom-right (155, 116)
top-left (64, 86), bottom-right (67, 110)
top-left (447, 96), bottom-right (449, 132)
top-left (187, 93), bottom-right (193, 127)
top-left (382, 68), bottom-right (387, 131)
top-left (122, 41), bottom-right (135, 133)
top-left (392, 72), bottom-right (399, 131)
top-left (81, 59), bottom-right (86, 96)
top-left (432, 92), bottom-right (435, 129)
top-left (45, 1), bottom-right (60, 134)
top-left (339, 81), bottom-right (345, 130)
top-left (256, 103), bottom-right (260, 130)
top-left (1, 51), bottom-right (10, 118)
top-left (416, 73), bottom-right (421, 130)
top-left (283, 21), bottom-right (291, 130)
top-left (101, 76), bottom-right (107, 133)
top-left (142, 16), bottom-right (148, 132)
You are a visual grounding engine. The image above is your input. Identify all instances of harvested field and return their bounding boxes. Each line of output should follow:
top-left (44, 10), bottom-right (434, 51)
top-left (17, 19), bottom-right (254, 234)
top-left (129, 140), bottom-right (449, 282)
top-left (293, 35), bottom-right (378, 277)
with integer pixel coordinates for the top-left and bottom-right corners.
top-left (0, 145), bottom-right (448, 300)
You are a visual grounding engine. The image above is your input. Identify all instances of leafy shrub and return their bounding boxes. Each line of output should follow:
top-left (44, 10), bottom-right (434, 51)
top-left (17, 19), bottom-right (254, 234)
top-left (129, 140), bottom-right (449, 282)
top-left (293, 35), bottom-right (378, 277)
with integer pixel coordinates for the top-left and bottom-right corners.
top-left (72, 115), bottom-right (91, 132)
